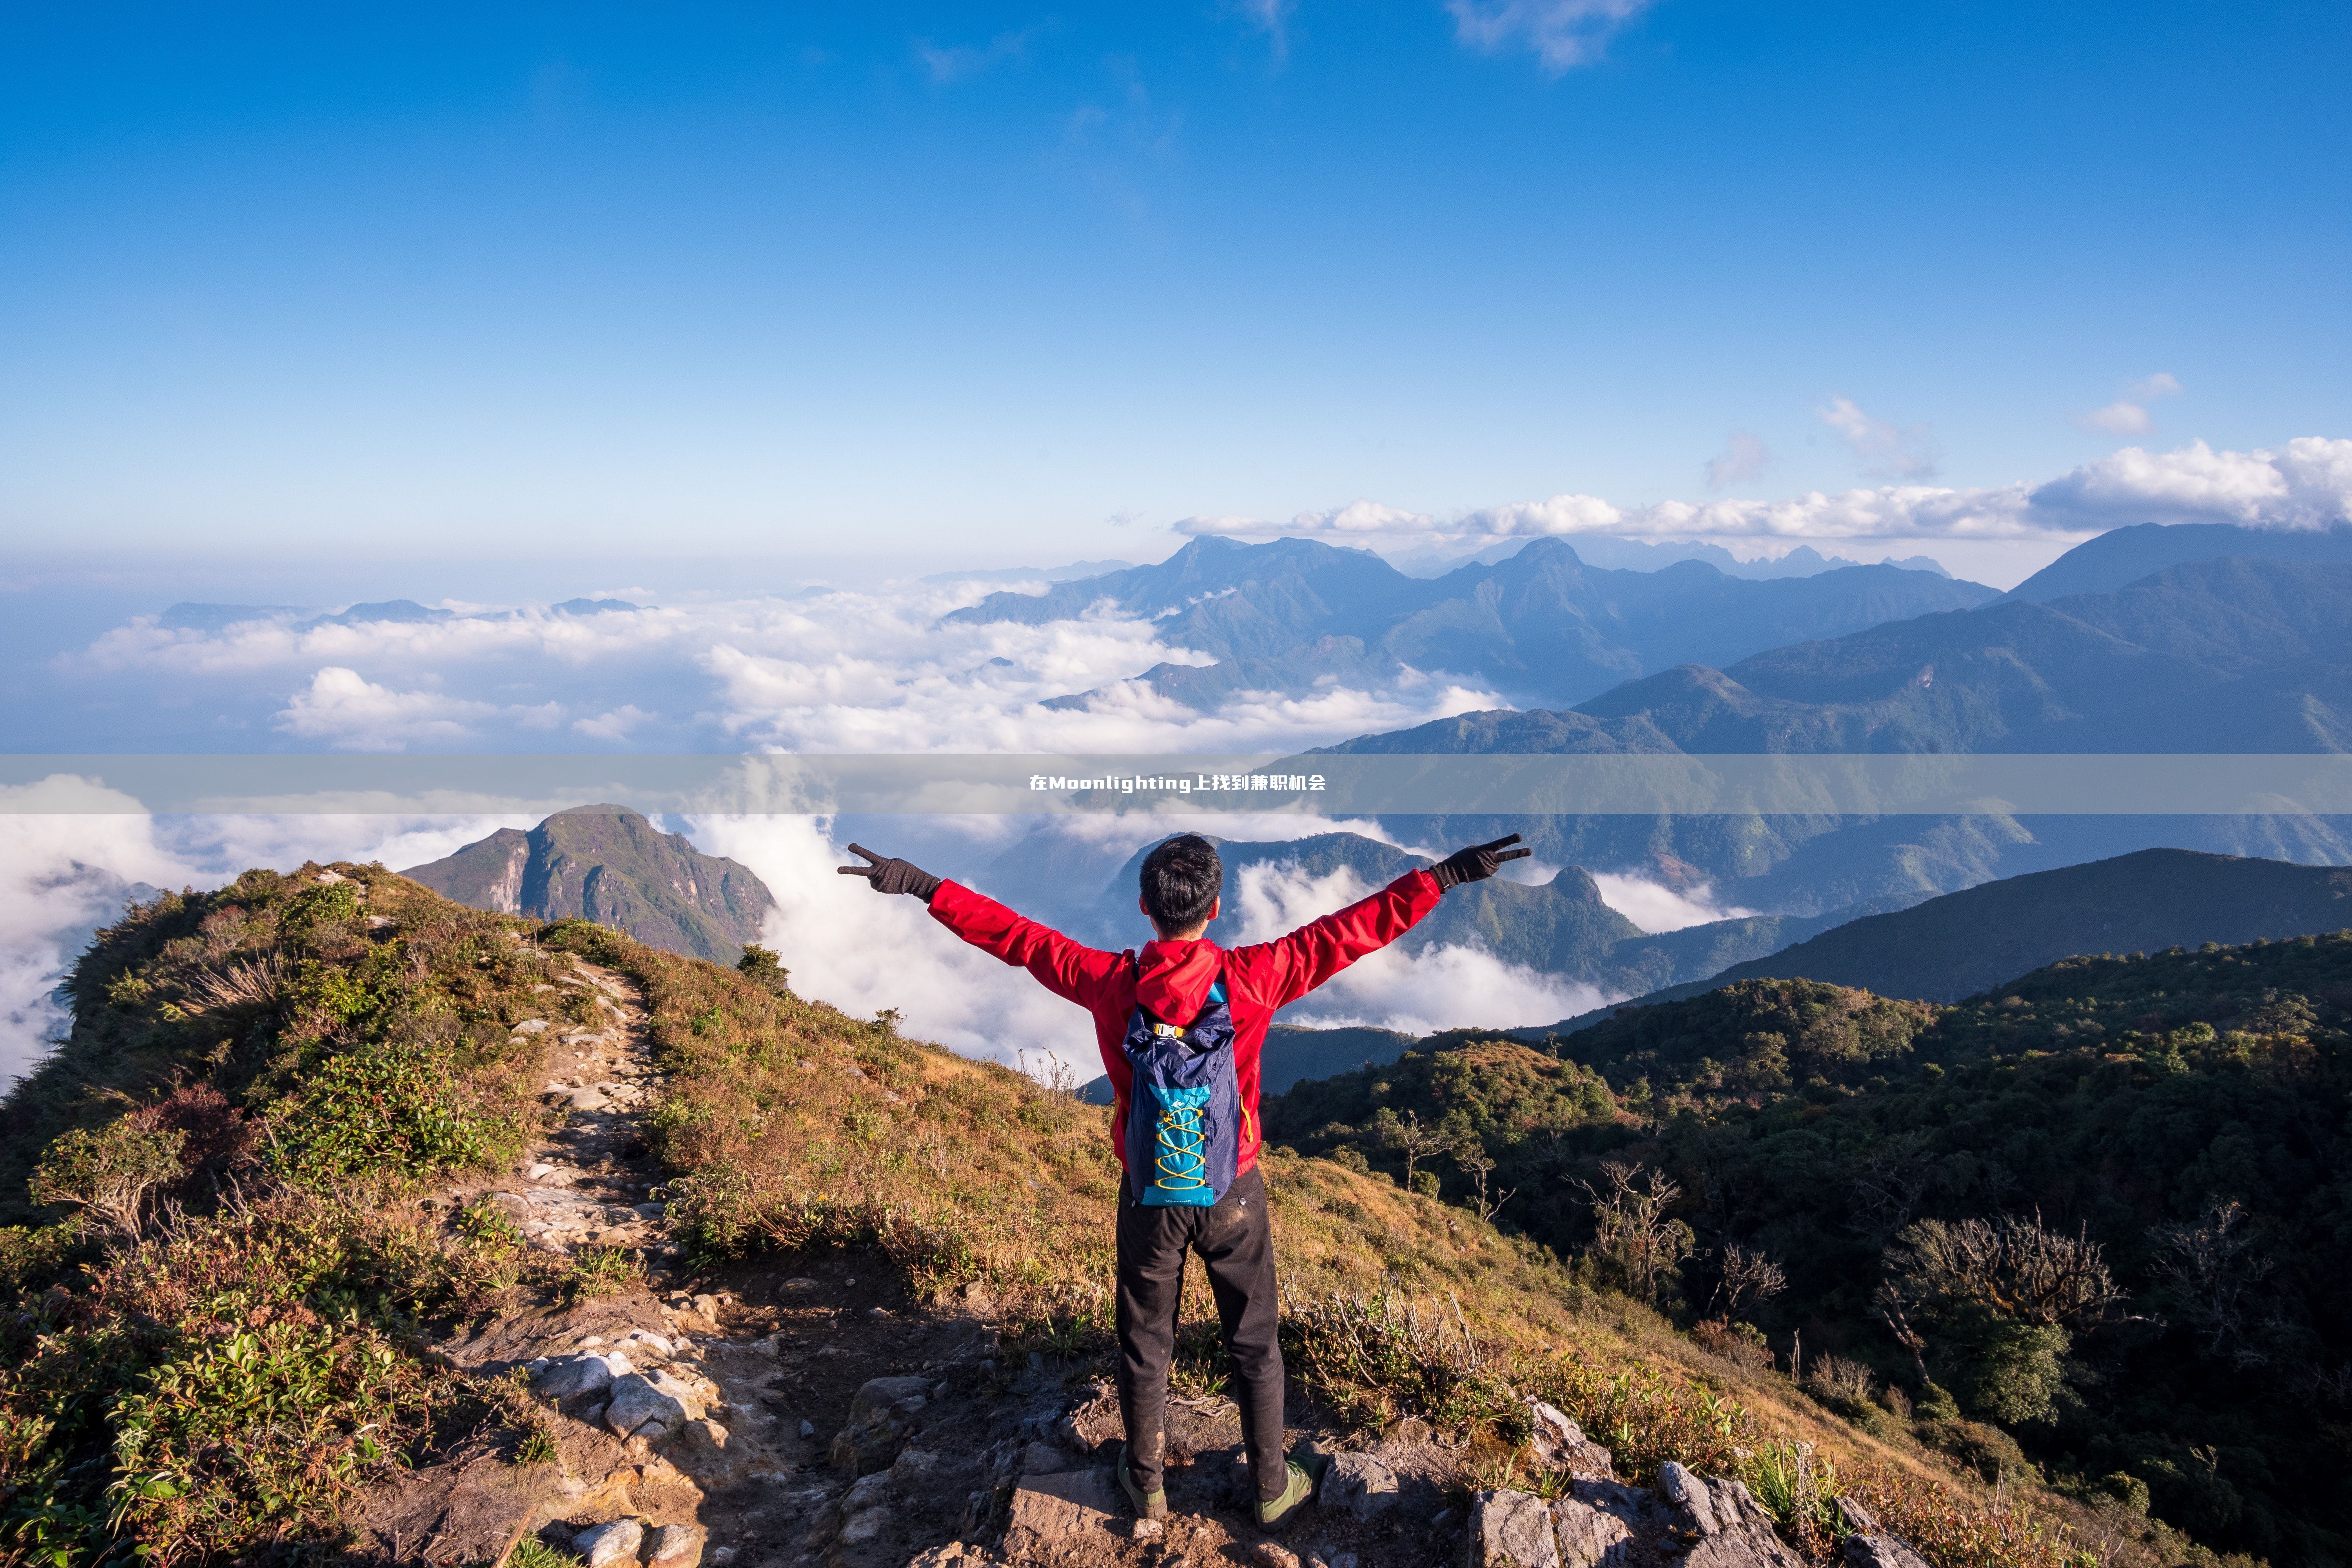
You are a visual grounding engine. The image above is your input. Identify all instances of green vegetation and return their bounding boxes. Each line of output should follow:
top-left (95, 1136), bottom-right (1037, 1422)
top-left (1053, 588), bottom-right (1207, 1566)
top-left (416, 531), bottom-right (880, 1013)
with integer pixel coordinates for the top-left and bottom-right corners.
top-left (0, 860), bottom-right (2177, 1568)
top-left (0, 864), bottom-right (573, 1564)
top-left (1266, 936), bottom-right (2352, 1565)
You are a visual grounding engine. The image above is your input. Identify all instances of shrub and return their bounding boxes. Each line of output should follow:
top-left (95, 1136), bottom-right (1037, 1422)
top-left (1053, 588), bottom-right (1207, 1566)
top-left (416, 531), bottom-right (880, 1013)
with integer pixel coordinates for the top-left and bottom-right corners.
top-left (267, 1044), bottom-right (517, 1183)
top-left (1692, 1318), bottom-right (1775, 1372)
top-left (1806, 1352), bottom-right (1878, 1405)
top-left (28, 1122), bottom-right (186, 1243)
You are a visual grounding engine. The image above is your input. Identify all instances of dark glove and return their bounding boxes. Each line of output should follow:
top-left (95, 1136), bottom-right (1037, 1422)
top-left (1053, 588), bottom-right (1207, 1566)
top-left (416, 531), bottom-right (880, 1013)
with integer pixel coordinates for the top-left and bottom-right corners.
top-left (1428, 833), bottom-right (1530, 892)
top-left (836, 843), bottom-right (943, 902)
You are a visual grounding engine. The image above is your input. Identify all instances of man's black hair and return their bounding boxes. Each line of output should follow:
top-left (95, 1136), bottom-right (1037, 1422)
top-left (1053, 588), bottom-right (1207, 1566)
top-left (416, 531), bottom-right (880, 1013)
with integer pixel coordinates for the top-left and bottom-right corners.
top-left (1140, 834), bottom-right (1223, 933)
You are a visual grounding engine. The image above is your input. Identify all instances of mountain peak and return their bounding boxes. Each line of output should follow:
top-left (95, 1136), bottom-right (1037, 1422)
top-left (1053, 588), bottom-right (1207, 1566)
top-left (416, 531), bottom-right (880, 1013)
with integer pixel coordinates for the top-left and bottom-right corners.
top-left (402, 806), bottom-right (775, 964)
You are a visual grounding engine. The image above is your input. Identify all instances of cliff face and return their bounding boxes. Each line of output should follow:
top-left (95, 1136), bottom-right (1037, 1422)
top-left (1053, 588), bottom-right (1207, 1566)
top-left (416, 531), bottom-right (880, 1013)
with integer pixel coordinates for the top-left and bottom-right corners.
top-left (403, 806), bottom-right (775, 964)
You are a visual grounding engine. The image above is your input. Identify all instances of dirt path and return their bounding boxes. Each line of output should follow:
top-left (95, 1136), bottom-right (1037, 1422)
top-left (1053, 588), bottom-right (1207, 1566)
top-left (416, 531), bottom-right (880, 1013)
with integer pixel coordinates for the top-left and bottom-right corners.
top-left (369, 953), bottom-right (1491, 1568)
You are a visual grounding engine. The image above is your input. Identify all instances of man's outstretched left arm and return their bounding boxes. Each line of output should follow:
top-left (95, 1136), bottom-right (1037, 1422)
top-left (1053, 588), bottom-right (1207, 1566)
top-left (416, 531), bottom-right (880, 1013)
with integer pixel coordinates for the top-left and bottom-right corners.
top-left (1234, 834), bottom-right (1530, 1008)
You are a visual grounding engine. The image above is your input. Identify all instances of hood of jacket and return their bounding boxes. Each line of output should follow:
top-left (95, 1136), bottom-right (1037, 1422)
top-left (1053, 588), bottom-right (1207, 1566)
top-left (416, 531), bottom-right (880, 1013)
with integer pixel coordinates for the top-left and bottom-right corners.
top-left (1134, 938), bottom-right (1223, 1025)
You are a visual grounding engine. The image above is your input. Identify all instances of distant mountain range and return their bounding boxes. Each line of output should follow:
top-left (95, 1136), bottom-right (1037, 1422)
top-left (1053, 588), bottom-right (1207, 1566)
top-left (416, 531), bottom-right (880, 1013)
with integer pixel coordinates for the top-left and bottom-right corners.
top-left (2003, 520), bottom-right (2352, 602)
top-left (919, 559), bottom-right (1134, 585)
top-left (1403, 536), bottom-right (1952, 580)
top-left (157, 597), bottom-right (642, 632)
top-left (401, 805), bottom-right (774, 964)
top-left (947, 535), bottom-right (1996, 709)
top-left (1295, 538), bottom-right (2352, 915)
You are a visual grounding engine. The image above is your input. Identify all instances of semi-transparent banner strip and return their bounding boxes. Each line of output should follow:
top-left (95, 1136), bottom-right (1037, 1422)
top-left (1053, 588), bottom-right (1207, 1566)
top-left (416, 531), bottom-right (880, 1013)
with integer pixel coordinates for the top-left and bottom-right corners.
top-left (0, 755), bottom-right (2345, 816)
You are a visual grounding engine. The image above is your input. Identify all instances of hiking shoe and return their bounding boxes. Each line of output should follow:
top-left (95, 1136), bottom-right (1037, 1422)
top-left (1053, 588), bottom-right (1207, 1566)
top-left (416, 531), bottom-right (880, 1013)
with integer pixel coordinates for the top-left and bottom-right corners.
top-left (1116, 1443), bottom-right (1167, 1521)
top-left (1256, 1455), bottom-right (1325, 1529)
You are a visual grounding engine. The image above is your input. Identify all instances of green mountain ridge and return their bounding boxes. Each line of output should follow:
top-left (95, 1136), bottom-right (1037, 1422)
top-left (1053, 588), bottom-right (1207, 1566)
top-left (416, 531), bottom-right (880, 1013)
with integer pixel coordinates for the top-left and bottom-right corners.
top-left (1540, 847), bottom-right (2352, 1029)
top-left (1263, 933), bottom-right (2352, 1564)
top-left (402, 804), bottom-right (775, 965)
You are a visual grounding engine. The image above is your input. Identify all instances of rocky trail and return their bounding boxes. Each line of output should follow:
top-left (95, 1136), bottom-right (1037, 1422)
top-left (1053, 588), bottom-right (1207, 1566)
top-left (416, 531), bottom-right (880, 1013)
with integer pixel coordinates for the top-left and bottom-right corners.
top-left (350, 953), bottom-right (1913, 1568)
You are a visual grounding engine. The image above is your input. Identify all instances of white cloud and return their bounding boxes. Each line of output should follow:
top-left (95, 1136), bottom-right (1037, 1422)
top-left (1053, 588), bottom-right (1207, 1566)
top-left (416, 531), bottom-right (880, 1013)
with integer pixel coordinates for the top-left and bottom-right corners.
top-left (2029, 436), bottom-right (2352, 531)
top-left (2077, 402), bottom-right (2153, 436)
top-left (272, 667), bottom-right (564, 751)
top-left (1174, 436), bottom-right (2352, 551)
top-left (1591, 871), bottom-right (1756, 933)
top-left (2071, 371), bottom-right (2183, 436)
top-left (1224, 859), bottom-right (1613, 1033)
top-left (915, 27), bottom-right (1037, 84)
top-left (1819, 396), bottom-right (1941, 481)
top-left (1704, 432), bottom-right (1773, 490)
top-left (1227, 0), bottom-right (1295, 60)
top-left (688, 813), bottom-right (1105, 1081)
top-left (573, 704), bottom-right (654, 740)
top-left (72, 582), bottom-right (1497, 759)
top-left (0, 782), bottom-right (210, 1087)
top-left (1446, 0), bottom-right (1660, 74)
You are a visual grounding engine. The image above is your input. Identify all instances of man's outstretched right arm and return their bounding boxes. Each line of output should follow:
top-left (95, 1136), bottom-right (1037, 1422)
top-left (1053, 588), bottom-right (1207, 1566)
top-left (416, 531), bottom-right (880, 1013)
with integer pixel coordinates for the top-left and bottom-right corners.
top-left (838, 842), bottom-right (1124, 1005)
top-left (928, 882), bottom-right (1128, 1004)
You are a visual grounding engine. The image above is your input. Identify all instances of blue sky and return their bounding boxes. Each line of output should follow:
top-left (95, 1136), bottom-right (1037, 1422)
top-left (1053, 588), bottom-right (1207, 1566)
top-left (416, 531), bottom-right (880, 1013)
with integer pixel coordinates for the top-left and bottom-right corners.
top-left (3, 0), bottom-right (2348, 574)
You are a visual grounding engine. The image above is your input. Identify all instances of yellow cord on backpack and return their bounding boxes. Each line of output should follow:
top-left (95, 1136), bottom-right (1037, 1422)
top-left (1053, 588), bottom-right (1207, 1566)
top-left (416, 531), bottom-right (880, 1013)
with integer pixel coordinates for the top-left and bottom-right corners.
top-left (1152, 1098), bottom-right (1211, 1196)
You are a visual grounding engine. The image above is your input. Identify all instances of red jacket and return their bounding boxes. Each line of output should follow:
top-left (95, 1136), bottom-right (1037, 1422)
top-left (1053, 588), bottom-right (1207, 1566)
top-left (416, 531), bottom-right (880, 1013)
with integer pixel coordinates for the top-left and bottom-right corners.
top-left (927, 869), bottom-right (1443, 1177)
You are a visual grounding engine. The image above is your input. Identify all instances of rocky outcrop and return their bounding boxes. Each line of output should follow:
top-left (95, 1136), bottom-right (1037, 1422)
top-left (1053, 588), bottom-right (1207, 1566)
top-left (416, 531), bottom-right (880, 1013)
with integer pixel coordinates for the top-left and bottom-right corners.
top-left (1658, 1462), bottom-right (1806, 1568)
top-left (1837, 1497), bottom-right (1933, 1568)
top-left (402, 805), bottom-right (775, 965)
top-left (1526, 1400), bottom-right (1616, 1479)
top-left (1554, 1484), bottom-right (1637, 1568)
top-left (1466, 1463), bottom-right (1852, 1568)
top-left (1470, 1489), bottom-right (1563, 1568)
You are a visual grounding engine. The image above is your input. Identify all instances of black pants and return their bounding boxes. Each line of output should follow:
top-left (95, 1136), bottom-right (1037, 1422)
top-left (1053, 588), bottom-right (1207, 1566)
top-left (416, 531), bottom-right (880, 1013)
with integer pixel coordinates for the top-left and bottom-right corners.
top-left (1115, 1164), bottom-right (1286, 1499)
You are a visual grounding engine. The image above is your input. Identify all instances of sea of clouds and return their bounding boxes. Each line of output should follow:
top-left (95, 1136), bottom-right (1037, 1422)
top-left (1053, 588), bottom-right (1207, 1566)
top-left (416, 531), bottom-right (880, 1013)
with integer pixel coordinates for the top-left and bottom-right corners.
top-left (0, 797), bottom-right (1732, 1091)
top-left (13, 432), bottom-right (2345, 1090)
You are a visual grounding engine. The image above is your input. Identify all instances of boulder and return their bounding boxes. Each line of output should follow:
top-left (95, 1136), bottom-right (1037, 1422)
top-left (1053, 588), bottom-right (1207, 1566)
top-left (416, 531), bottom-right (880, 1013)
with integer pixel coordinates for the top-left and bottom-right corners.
top-left (1526, 1401), bottom-right (1616, 1479)
top-left (535, 1354), bottom-right (616, 1401)
top-left (1553, 1497), bottom-right (1633, 1568)
top-left (841, 1473), bottom-right (893, 1514)
top-left (572, 1519), bottom-right (644, 1568)
top-left (605, 1373), bottom-right (691, 1441)
top-left (647, 1522), bottom-right (707, 1568)
top-left (831, 1376), bottom-right (935, 1473)
top-left (676, 1417), bottom-right (730, 1458)
top-left (1836, 1498), bottom-right (1931, 1568)
top-left (892, 1447), bottom-right (944, 1483)
top-left (1657, 1463), bottom-right (1804, 1568)
top-left (1002, 1469), bottom-right (1121, 1560)
top-left (1323, 1452), bottom-right (1399, 1520)
top-left (1468, 1490), bottom-right (1560, 1568)
top-left (838, 1506), bottom-right (893, 1545)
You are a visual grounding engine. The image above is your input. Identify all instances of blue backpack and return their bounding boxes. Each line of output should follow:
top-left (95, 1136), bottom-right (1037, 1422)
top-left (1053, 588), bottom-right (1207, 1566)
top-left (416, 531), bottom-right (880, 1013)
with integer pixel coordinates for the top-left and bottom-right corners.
top-left (1121, 971), bottom-right (1244, 1207)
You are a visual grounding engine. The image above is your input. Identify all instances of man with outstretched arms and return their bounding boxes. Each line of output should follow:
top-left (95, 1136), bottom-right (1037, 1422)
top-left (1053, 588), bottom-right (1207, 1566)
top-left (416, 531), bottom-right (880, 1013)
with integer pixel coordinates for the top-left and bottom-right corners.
top-left (838, 830), bottom-right (1527, 1528)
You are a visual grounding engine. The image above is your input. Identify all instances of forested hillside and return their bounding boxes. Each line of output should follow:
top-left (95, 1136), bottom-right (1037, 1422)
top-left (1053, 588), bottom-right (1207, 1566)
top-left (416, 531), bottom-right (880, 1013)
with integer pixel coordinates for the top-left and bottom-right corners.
top-left (1266, 936), bottom-right (2352, 1564)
